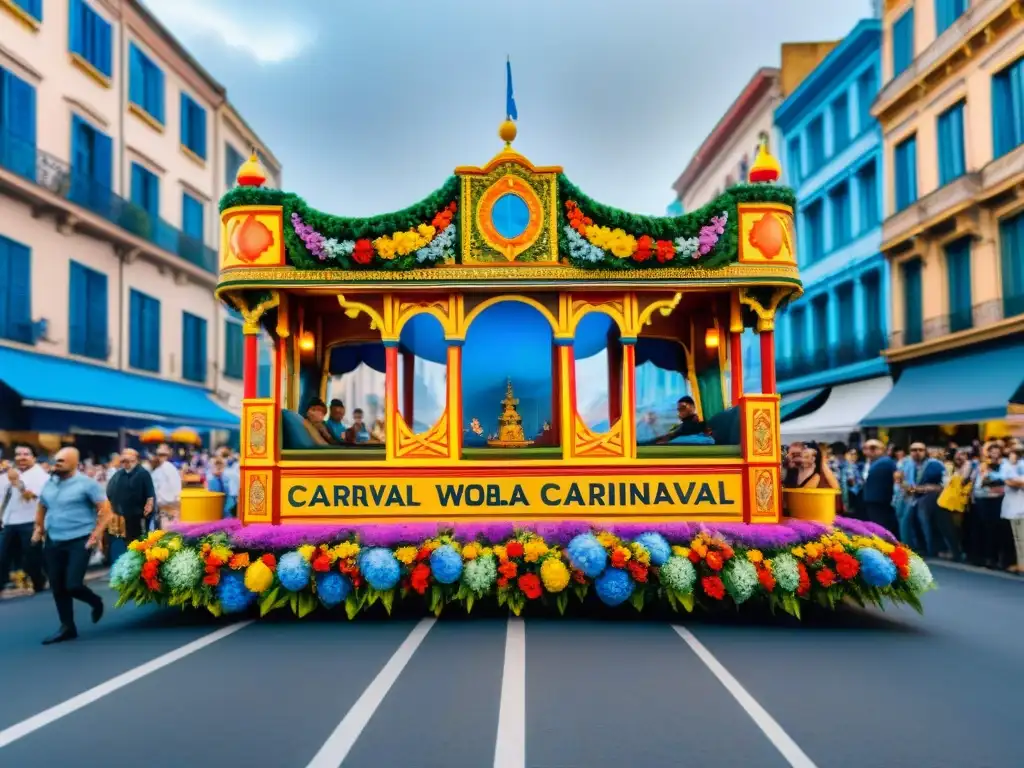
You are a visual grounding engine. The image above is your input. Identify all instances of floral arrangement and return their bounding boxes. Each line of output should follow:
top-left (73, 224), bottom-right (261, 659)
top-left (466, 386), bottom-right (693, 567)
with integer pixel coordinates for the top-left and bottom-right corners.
top-left (109, 518), bottom-right (932, 620)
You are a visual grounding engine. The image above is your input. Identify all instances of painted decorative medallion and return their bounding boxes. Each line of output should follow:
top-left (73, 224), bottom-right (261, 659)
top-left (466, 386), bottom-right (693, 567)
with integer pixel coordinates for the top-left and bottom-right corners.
top-left (249, 412), bottom-right (268, 457)
top-left (248, 475), bottom-right (267, 517)
top-left (754, 469), bottom-right (774, 516)
top-left (475, 175), bottom-right (545, 261)
top-left (220, 206), bottom-right (286, 270)
top-left (752, 407), bottom-right (773, 457)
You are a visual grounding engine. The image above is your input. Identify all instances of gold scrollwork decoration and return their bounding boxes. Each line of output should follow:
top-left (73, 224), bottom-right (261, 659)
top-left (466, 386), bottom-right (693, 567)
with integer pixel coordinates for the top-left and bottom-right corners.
top-left (226, 291), bottom-right (280, 335)
top-left (738, 287), bottom-right (790, 333)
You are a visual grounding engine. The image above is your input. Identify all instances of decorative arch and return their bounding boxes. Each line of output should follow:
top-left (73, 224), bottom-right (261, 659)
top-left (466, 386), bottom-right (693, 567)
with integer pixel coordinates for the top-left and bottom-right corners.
top-left (463, 294), bottom-right (563, 338)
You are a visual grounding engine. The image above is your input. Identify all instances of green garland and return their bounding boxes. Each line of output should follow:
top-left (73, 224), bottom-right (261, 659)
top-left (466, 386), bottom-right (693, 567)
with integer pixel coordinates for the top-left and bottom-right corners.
top-left (219, 177), bottom-right (460, 270)
top-left (558, 176), bottom-right (796, 270)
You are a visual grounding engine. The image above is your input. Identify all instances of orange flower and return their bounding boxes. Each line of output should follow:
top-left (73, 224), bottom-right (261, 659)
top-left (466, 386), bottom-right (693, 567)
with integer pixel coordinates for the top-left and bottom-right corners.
top-left (228, 553), bottom-right (250, 570)
top-left (610, 548), bottom-right (630, 569)
top-left (757, 568), bottom-right (776, 592)
top-left (655, 239), bottom-right (675, 263)
top-left (719, 544), bottom-right (734, 560)
top-left (705, 551), bottom-right (724, 571)
top-left (498, 560), bottom-right (518, 579)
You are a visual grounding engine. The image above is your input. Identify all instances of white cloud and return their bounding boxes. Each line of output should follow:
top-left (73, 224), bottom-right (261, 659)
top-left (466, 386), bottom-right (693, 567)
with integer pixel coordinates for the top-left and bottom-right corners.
top-left (144, 0), bottom-right (308, 65)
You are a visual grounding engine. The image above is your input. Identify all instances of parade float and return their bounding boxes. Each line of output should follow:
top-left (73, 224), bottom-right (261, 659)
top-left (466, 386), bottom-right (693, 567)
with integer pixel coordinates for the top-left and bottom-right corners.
top-left (110, 114), bottom-right (933, 619)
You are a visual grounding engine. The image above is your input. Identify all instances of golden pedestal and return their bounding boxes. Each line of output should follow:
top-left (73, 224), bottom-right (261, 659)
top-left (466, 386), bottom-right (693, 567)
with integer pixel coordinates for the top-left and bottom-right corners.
top-left (179, 489), bottom-right (226, 523)
top-left (783, 488), bottom-right (838, 524)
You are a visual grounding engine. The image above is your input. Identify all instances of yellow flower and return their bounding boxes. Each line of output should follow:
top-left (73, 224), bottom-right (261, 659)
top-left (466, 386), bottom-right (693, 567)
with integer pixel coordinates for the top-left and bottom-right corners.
top-left (479, 547), bottom-right (493, 558)
top-left (804, 542), bottom-right (824, 559)
top-left (395, 546), bottom-right (417, 565)
top-left (449, 541), bottom-right (462, 554)
top-left (373, 236), bottom-right (397, 259)
top-left (596, 531), bottom-right (618, 548)
top-left (166, 538), bottom-right (182, 551)
top-left (672, 545), bottom-right (690, 558)
top-left (629, 542), bottom-right (651, 566)
top-left (424, 539), bottom-right (441, 552)
top-left (584, 224), bottom-right (612, 249)
top-left (147, 530), bottom-right (164, 541)
top-left (493, 545), bottom-right (508, 561)
top-left (524, 540), bottom-right (549, 563)
top-left (244, 560), bottom-right (274, 593)
top-left (875, 539), bottom-right (896, 554)
top-left (146, 546), bottom-right (170, 562)
top-left (332, 542), bottom-right (360, 560)
top-left (298, 544), bottom-right (316, 562)
top-left (609, 230), bottom-right (637, 258)
top-left (791, 546), bottom-right (806, 558)
top-left (211, 546), bottom-right (233, 563)
top-left (461, 543), bottom-right (480, 561)
top-left (746, 549), bottom-right (764, 564)
top-left (691, 540), bottom-right (708, 558)
top-left (540, 558), bottom-right (570, 593)
top-left (128, 540), bottom-right (145, 552)
top-left (416, 223), bottom-right (436, 242)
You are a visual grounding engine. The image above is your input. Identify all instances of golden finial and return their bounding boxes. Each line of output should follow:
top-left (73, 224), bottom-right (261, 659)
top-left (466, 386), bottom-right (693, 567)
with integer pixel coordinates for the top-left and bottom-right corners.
top-left (748, 139), bottom-right (781, 184)
top-left (236, 147), bottom-right (267, 188)
top-left (498, 119), bottom-right (517, 147)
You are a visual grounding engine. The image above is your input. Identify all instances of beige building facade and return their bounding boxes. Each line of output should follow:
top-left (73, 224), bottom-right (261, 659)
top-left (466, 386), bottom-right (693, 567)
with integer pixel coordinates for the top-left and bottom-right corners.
top-left (0, 0), bottom-right (280, 451)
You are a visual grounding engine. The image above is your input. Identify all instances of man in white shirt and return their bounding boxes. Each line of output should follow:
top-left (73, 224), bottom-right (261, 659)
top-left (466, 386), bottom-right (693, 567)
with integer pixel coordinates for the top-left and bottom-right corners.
top-left (148, 444), bottom-right (182, 529)
top-left (0, 443), bottom-right (49, 593)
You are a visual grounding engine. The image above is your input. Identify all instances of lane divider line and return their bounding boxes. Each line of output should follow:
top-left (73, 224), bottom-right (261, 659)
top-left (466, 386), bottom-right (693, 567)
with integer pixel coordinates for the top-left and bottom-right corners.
top-left (305, 618), bottom-right (436, 768)
top-left (0, 620), bottom-right (253, 750)
top-left (672, 625), bottom-right (818, 768)
top-left (493, 617), bottom-right (526, 768)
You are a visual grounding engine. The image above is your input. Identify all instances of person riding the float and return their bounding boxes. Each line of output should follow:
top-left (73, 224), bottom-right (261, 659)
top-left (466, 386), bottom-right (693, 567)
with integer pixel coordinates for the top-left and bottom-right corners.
top-left (303, 398), bottom-right (342, 446)
top-left (325, 399), bottom-right (347, 443)
top-left (345, 408), bottom-right (371, 444)
top-left (654, 397), bottom-right (711, 444)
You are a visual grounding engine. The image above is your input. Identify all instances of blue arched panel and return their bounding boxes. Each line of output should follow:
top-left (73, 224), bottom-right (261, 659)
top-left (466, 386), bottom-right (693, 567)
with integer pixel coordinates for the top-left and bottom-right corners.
top-left (328, 343), bottom-right (387, 377)
top-left (636, 338), bottom-right (687, 374)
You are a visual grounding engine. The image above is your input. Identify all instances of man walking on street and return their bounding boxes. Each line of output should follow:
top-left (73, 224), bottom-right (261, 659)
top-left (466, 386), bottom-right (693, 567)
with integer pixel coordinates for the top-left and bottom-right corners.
top-left (0, 443), bottom-right (48, 593)
top-left (861, 439), bottom-right (899, 537)
top-left (106, 448), bottom-right (155, 542)
top-left (32, 447), bottom-right (110, 645)
top-left (149, 444), bottom-right (182, 529)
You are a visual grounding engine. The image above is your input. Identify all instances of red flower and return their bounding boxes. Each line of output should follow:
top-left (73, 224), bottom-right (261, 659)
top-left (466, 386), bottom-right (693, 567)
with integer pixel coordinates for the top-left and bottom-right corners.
top-left (202, 572), bottom-right (220, 587)
top-left (627, 561), bottom-right (649, 583)
top-left (498, 560), bottom-right (518, 579)
top-left (610, 549), bottom-right (629, 569)
top-left (815, 567), bottom-right (836, 588)
top-left (497, 576), bottom-right (509, 589)
top-left (705, 551), bottom-right (724, 571)
top-left (506, 541), bottom-right (524, 559)
top-left (352, 238), bottom-right (374, 265)
top-left (655, 239), bottom-right (675, 263)
top-left (797, 562), bottom-right (810, 596)
top-left (719, 544), bottom-right (734, 561)
top-left (260, 553), bottom-right (277, 570)
top-left (897, 564), bottom-right (910, 581)
top-left (757, 568), bottom-right (776, 593)
top-left (833, 552), bottom-right (859, 581)
top-left (312, 554), bottom-right (332, 573)
top-left (416, 546), bottom-right (432, 562)
top-left (447, 201), bottom-right (457, 213)
top-left (890, 546), bottom-right (910, 568)
top-left (571, 569), bottom-right (587, 584)
top-left (410, 563), bottom-right (431, 595)
top-left (350, 574), bottom-right (363, 589)
top-left (518, 573), bottom-right (542, 599)
top-left (687, 549), bottom-right (702, 564)
top-left (702, 575), bottom-right (726, 600)
top-left (633, 235), bottom-right (654, 262)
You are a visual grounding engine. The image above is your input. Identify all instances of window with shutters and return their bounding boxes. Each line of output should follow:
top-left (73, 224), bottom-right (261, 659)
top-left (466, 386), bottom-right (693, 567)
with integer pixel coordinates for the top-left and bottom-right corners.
top-left (936, 101), bottom-right (966, 186)
top-left (0, 67), bottom-right (38, 181)
top-left (130, 162), bottom-right (159, 218)
top-left (856, 160), bottom-right (879, 232)
top-left (992, 56), bottom-right (1024, 159)
top-left (68, 261), bottom-right (108, 360)
top-left (224, 321), bottom-right (244, 379)
top-left (128, 43), bottom-right (165, 124)
top-left (892, 9), bottom-right (915, 77)
top-left (225, 144), bottom-right (245, 189)
top-left (894, 135), bottom-right (918, 211)
top-left (10, 0), bottom-right (42, 21)
top-left (831, 93), bottom-right (850, 154)
top-left (69, 115), bottom-right (113, 213)
top-left (68, 0), bottom-right (112, 78)
top-left (901, 259), bottom-right (923, 345)
top-left (182, 312), bottom-right (208, 383)
top-left (180, 93), bottom-right (207, 160)
top-left (129, 289), bottom-right (160, 372)
top-left (828, 181), bottom-right (851, 250)
top-left (0, 235), bottom-right (32, 344)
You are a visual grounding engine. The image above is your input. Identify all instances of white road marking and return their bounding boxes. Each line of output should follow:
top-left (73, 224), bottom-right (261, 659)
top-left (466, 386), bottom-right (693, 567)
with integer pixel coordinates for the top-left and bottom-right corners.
top-left (0, 620), bottom-right (253, 750)
top-left (673, 625), bottom-right (818, 768)
top-left (305, 618), bottom-right (436, 768)
top-left (493, 617), bottom-right (526, 768)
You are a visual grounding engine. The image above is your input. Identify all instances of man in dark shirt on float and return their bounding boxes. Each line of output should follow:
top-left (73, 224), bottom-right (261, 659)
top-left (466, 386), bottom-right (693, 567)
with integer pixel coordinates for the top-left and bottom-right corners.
top-left (861, 439), bottom-right (899, 537)
top-left (654, 396), bottom-right (710, 444)
top-left (106, 448), bottom-right (156, 542)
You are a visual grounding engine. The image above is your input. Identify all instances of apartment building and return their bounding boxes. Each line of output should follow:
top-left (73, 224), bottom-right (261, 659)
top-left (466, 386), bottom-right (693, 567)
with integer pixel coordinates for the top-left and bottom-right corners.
top-left (863, 0), bottom-right (1024, 439)
top-left (0, 0), bottom-right (280, 452)
top-left (775, 20), bottom-right (893, 446)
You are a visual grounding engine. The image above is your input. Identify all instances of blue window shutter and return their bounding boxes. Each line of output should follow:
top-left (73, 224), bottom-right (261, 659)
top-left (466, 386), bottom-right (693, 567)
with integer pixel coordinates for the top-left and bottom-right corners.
top-left (99, 17), bottom-right (112, 77)
top-left (144, 296), bottom-right (160, 372)
top-left (129, 290), bottom-right (142, 367)
top-left (1000, 212), bottom-right (1024, 308)
top-left (903, 260), bottom-right (923, 343)
top-left (197, 317), bottom-right (207, 383)
top-left (129, 44), bottom-right (143, 106)
top-left (0, 239), bottom-right (8, 340)
top-left (68, 0), bottom-right (82, 55)
top-left (895, 136), bottom-right (918, 210)
top-left (151, 65), bottom-right (165, 123)
top-left (92, 126), bottom-right (112, 190)
top-left (130, 163), bottom-right (143, 207)
top-left (69, 262), bottom-right (87, 355)
top-left (893, 10), bottom-right (915, 76)
top-left (88, 269), bottom-right (108, 359)
top-left (182, 193), bottom-right (203, 239)
top-left (180, 92), bottom-right (188, 147)
top-left (992, 58), bottom-right (1024, 159)
top-left (938, 101), bottom-right (965, 185)
top-left (4, 239), bottom-right (32, 344)
top-left (944, 238), bottom-right (972, 331)
top-left (2, 70), bottom-right (37, 179)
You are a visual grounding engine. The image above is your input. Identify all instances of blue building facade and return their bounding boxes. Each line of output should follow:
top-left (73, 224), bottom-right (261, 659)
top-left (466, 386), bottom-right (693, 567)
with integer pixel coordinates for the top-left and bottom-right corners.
top-left (772, 20), bottom-right (892, 444)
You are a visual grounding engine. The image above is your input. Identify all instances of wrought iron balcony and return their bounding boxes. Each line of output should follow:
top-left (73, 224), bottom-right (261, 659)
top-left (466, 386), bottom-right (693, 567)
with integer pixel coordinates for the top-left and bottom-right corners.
top-left (0, 132), bottom-right (217, 275)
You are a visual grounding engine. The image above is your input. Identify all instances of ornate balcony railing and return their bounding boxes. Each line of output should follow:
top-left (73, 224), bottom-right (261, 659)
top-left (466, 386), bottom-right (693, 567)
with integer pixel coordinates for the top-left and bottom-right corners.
top-left (0, 132), bottom-right (217, 275)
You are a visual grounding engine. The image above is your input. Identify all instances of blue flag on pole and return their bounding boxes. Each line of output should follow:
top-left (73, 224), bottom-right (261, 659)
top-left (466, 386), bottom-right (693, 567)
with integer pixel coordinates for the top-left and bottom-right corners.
top-left (505, 57), bottom-right (518, 121)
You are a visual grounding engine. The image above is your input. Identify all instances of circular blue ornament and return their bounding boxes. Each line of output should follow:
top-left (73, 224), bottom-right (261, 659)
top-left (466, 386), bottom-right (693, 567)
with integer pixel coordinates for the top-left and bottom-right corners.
top-left (491, 193), bottom-right (530, 239)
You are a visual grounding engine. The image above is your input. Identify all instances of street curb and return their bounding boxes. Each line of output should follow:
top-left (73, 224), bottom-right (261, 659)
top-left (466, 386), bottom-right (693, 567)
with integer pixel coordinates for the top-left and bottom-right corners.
top-left (0, 568), bottom-right (110, 601)
top-left (927, 559), bottom-right (1024, 582)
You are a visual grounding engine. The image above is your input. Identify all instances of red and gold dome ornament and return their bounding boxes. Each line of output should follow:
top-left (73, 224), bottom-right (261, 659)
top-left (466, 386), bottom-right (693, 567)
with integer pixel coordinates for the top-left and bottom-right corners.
top-left (236, 151), bottom-right (267, 188)
top-left (747, 141), bottom-right (781, 184)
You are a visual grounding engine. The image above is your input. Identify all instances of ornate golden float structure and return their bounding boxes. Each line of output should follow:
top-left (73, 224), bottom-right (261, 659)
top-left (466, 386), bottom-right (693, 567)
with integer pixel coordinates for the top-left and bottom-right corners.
top-left (213, 119), bottom-right (803, 527)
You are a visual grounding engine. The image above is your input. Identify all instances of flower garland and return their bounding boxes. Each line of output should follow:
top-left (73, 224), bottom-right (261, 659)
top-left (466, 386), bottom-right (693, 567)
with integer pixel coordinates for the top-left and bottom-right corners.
top-left (564, 200), bottom-right (728, 267)
top-left (290, 201), bottom-right (457, 268)
top-left (110, 521), bottom-right (933, 620)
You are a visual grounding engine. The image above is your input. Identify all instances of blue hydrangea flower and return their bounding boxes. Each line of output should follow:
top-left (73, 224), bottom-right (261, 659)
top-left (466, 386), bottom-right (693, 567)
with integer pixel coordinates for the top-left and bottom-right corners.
top-left (856, 548), bottom-right (897, 587)
top-left (634, 532), bottom-right (671, 566)
top-left (316, 572), bottom-right (351, 608)
top-left (360, 548), bottom-right (401, 591)
top-left (277, 551), bottom-right (311, 592)
top-left (429, 545), bottom-right (463, 585)
top-left (217, 571), bottom-right (256, 614)
top-left (595, 568), bottom-right (634, 607)
top-left (567, 533), bottom-right (608, 578)
top-left (110, 550), bottom-right (144, 588)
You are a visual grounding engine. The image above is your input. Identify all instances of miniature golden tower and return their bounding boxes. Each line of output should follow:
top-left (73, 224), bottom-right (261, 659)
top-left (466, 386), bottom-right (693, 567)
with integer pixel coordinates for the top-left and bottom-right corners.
top-left (486, 379), bottom-right (534, 447)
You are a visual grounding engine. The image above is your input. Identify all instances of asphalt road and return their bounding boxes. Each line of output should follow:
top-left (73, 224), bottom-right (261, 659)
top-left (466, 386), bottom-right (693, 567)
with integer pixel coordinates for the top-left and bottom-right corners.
top-left (0, 563), bottom-right (1020, 768)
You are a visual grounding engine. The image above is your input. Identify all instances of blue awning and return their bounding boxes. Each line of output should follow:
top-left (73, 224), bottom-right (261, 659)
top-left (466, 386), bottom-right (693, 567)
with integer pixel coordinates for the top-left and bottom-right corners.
top-left (0, 346), bottom-right (239, 429)
top-left (862, 340), bottom-right (1024, 427)
top-left (780, 388), bottom-right (828, 422)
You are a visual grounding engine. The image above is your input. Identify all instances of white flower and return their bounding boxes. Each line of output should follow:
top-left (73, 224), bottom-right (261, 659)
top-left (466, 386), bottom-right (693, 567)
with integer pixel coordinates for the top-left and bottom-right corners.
top-left (415, 223), bottom-right (456, 263)
top-left (675, 236), bottom-right (700, 259)
top-left (321, 237), bottom-right (355, 261)
top-left (564, 226), bottom-right (605, 263)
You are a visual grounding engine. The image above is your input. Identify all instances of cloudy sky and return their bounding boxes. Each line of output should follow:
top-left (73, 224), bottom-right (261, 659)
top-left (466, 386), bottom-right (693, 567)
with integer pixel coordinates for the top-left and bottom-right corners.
top-left (145, 0), bottom-right (872, 216)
